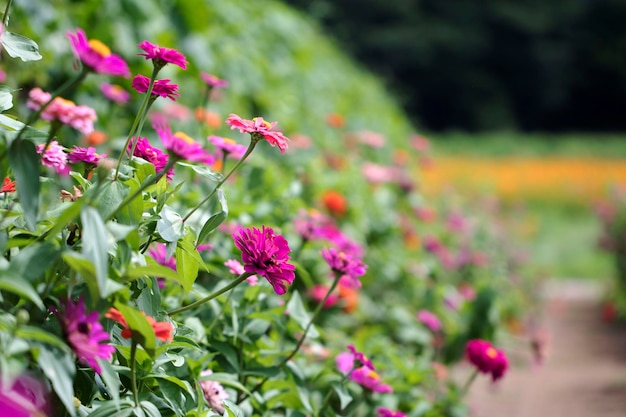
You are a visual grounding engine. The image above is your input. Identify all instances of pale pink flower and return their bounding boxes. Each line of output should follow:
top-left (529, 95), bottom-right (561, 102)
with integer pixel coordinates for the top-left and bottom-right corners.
top-left (199, 370), bottom-right (229, 414)
top-left (226, 114), bottom-right (289, 154)
top-left (417, 310), bottom-right (442, 332)
top-left (36, 141), bottom-right (69, 175)
top-left (224, 259), bottom-right (258, 285)
top-left (100, 83), bottom-right (130, 103)
top-left (201, 72), bottom-right (228, 88)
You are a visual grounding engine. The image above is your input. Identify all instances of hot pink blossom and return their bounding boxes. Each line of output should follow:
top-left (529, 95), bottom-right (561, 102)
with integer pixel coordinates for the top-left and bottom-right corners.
top-left (226, 114), bottom-right (289, 154)
top-left (308, 285), bottom-right (339, 308)
top-left (232, 226), bottom-right (296, 295)
top-left (155, 124), bottom-right (213, 164)
top-left (201, 72), bottom-right (228, 88)
top-left (128, 136), bottom-right (172, 180)
top-left (465, 339), bottom-right (509, 381)
top-left (377, 408), bottom-right (407, 417)
top-left (417, 309), bottom-right (442, 332)
top-left (350, 366), bottom-right (393, 393)
top-left (68, 146), bottom-right (106, 165)
top-left (100, 83), bottom-right (131, 103)
top-left (67, 29), bottom-right (130, 77)
top-left (321, 247), bottom-right (367, 288)
top-left (149, 243), bottom-right (176, 288)
top-left (208, 135), bottom-right (247, 160)
top-left (0, 374), bottom-right (51, 417)
top-left (61, 297), bottom-right (115, 374)
top-left (138, 41), bottom-right (188, 70)
top-left (132, 74), bottom-right (180, 101)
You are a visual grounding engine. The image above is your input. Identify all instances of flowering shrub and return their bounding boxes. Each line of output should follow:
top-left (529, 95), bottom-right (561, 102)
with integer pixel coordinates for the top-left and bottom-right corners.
top-left (0, 2), bottom-right (537, 417)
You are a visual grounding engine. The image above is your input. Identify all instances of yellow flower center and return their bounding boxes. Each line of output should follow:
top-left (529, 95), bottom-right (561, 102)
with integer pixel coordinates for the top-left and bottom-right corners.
top-left (88, 39), bottom-right (111, 57)
top-left (486, 347), bottom-right (497, 359)
top-left (253, 117), bottom-right (272, 129)
top-left (111, 84), bottom-right (124, 94)
top-left (367, 370), bottom-right (380, 380)
top-left (174, 131), bottom-right (195, 144)
top-left (223, 137), bottom-right (236, 144)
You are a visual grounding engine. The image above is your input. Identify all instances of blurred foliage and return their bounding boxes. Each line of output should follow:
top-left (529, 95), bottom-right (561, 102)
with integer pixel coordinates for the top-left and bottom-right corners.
top-left (284, 0), bottom-right (626, 132)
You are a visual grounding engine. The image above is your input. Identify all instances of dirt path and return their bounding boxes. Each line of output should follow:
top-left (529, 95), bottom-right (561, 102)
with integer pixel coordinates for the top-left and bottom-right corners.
top-left (467, 280), bottom-right (626, 417)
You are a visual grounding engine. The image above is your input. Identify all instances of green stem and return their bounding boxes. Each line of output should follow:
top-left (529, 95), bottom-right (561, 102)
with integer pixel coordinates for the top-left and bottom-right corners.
top-left (181, 140), bottom-right (257, 223)
top-left (130, 341), bottom-right (140, 407)
top-left (205, 285), bottom-right (235, 334)
top-left (167, 272), bottom-right (252, 316)
top-left (2, 0), bottom-right (13, 27)
top-left (244, 272), bottom-right (342, 399)
top-left (317, 370), bottom-right (352, 416)
top-left (459, 369), bottom-right (479, 399)
top-left (107, 158), bottom-right (176, 221)
top-left (114, 67), bottom-right (159, 180)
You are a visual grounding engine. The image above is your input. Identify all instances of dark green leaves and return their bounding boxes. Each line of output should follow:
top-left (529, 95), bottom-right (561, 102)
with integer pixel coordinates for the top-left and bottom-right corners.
top-left (9, 139), bottom-right (40, 230)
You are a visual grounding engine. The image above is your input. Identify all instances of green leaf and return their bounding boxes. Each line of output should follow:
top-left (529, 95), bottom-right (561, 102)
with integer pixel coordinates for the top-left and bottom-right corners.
top-left (45, 200), bottom-right (85, 241)
top-left (0, 113), bottom-right (24, 130)
top-left (125, 260), bottom-right (179, 283)
top-left (88, 401), bottom-right (134, 417)
top-left (37, 347), bottom-right (76, 417)
top-left (81, 206), bottom-right (111, 298)
top-left (1, 31), bottom-right (42, 61)
top-left (331, 383), bottom-right (353, 410)
top-left (140, 401), bottom-right (162, 417)
top-left (97, 360), bottom-right (121, 408)
top-left (0, 271), bottom-right (44, 310)
top-left (92, 180), bottom-right (128, 221)
top-left (285, 290), bottom-right (318, 338)
top-left (113, 302), bottom-right (156, 357)
top-left (177, 161), bottom-right (223, 182)
top-left (197, 189), bottom-right (228, 245)
top-left (15, 325), bottom-right (69, 351)
top-left (175, 243), bottom-right (198, 293)
top-left (9, 139), bottom-right (40, 230)
top-left (9, 241), bottom-right (60, 282)
top-left (223, 400), bottom-right (244, 417)
top-left (157, 205), bottom-right (184, 242)
top-left (0, 87), bottom-right (13, 112)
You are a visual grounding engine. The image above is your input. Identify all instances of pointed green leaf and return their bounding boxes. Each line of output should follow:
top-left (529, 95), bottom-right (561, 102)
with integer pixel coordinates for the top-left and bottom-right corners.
top-left (332, 383), bottom-right (353, 410)
top-left (9, 139), bottom-right (40, 230)
top-left (175, 244), bottom-right (198, 293)
top-left (113, 302), bottom-right (156, 357)
top-left (286, 290), bottom-right (318, 338)
top-left (197, 189), bottom-right (228, 245)
top-left (0, 271), bottom-right (44, 310)
top-left (177, 161), bottom-right (223, 182)
top-left (0, 87), bottom-right (13, 112)
top-left (81, 206), bottom-right (110, 298)
top-left (37, 347), bottom-right (76, 417)
top-left (157, 205), bottom-right (184, 242)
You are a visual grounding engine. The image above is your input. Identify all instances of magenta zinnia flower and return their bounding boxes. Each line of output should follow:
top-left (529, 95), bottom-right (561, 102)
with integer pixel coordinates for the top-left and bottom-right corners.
top-left (321, 247), bottom-right (367, 288)
top-left (377, 408), bottom-right (407, 417)
top-left (155, 124), bottom-right (214, 164)
top-left (0, 374), bottom-right (52, 417)
top-left (68, 146), bottom-right (105, 165)
top-left (128, 136), bottom-right (173, 180)
top-left (61, 298), bottom-right (115, 374)
top-left (138, 41), bottom-right (188, 70)
top-left (336, 345), bottom-right (374, 374)
top-left (149, 243), bottom-right (176, 289)
top-left (465, 339), bottom-right (509, 381)
top-left (36, 141), bottom-right (69, 176)
top-left (201, 72), bottom-right (229, 88)
top-left (232, 226), bottom-right (296, 295)
top-left (226, 114), bottom-right (290, 154)
top-left (417, 309), bottom-right (442, 332)
top-left (100, 83), bottom-right (131, 103)
top-left (67, 29), bottom-right (130, 77)
top-left (132, 74), bottom-right (180, 101)
top-left (350, 366), bottom-right (393, 393)
top-left (207, 135), bottom-right (247, 160)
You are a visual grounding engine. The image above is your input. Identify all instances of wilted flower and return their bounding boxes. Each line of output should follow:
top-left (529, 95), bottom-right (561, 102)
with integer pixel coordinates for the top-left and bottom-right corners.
top-left (132, 75), bottom-right (180, 101)
top-left (199, 370), bottom-right (229, 414)
top-left (138, 41), bottom-right (188, 70)
top-left (417, 309), bottom-right (442, 332)
top-left (321, 247), bottom-right (367, 288)
top-left (226, 114), bottom-right (290, 153)
top-left (232, 226), bottom-right (296, 295)
top-left (201, 72), bottom-right (228, 88)
top-left (465, 339), bottom-right (509, 381)
top-left (100, 83), bottom-right (130, 103)
top-left (66, 29), bottom-right (130, 77)
top-left (36, 141), bottom-right (69, 176)
top-left (60, 298), bottom-right (115, 374)
top-left (106, 308), bottom-right (174, 342)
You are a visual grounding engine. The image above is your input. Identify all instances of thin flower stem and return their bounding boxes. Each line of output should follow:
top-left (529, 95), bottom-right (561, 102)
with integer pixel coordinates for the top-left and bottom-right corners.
top-left (459, 369), bottom-right (479, 399)
top-left (317, 370), bottom-right (352, 416)
top-left (14, 68), bottom-right (88, 143)
top-left (114, 67), bottom-right (159, 180)
top-left (130, 341), bottom-right (140, 407)
top-left (205, 286), bottom-right (235, 334)
top-left (2, 0), bottom-right (13, 26)
top-left (167, 272), bottom-right (252, 316)
top-left (181, 140), bottom-right (256, 223)
top-left (106, 158), bottom-right (176, 221)
top-left (244, 272), bottom-right (342, 400)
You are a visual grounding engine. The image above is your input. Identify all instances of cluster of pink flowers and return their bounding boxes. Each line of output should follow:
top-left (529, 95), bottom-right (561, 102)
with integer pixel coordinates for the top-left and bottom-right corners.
top-left (27, 88), bottom-right (97, 135)
top-left (465, 339), bottom-right (509, 381)
top-left (336, 345), bottom-right (392, 393)
top-left (232, 226), bottom-right (295, 295)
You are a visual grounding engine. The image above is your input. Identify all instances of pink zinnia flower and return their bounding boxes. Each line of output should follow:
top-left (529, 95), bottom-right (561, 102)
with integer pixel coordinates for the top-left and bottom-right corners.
top-left (128, 137), bottom-right (172, 180)
top-left (201, 72), bottom-right (228, 88)
top-left (350, 366), bottom-right (393, 393)
top-left (61, 298), bottom-right (115, 374)
top-left (199, 370), bottom-right (229, 414)
top-left (0, 374), bottom-right (52, 417)
top-left (207, 135), bottom-right (247, 160)
top-left (138, 41), bottom-right (188, 70)
top-left (465, 339), bottom-right (509, 381)
top-left (224, 259), bottom-right (258, 285)
top-left (149, 243), bottom-right (177, 289)
top-left (27, 89), bottom-right (97, 135)
top-left (155, 124), bottom-right (214, 164)
top-left (232, 226), bottom-right (296, 295)
top-left (100, 83), bottom-right (131, 103)
top-left (308, 285), bottom-right (339, 308)
top-left (417, 309), bottom-right (442, 332)
top-left (336, 345), bottom-right (375, 374)
top-left (26, 87), bottom-right (50, 110)
top-left (226, 114), bottom-right (289, 154)
top-left (66, 29), bottom-right (130, 77)
top-left (377, 408), bottom-right (406, 417)
top-left (321, 247), bottom-right (367, 288)
top-left (132, 75), bottom-right (180, 101)
top-left (68, 146), bottom-right (105, 165)
top-left (36, 141), bottom-right (70, 176)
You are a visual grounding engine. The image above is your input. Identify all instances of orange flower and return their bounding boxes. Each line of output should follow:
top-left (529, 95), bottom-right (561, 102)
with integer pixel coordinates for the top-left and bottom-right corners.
top-left (338, 283), bottom-right (358, 313)
top-left (194, 108), bottom-right (221, 129)
top-left (322, 190), bottom-right (347, 217)
top-left (85, 130), bottom-right (107, 146)
top-left (326, 113), bottom-right (346, 129)
top-left (105, 307), bottom-right (174, 342)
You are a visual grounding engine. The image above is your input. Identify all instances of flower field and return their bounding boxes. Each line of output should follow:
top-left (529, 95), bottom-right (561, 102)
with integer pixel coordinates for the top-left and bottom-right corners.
top-left (0, 1), bottom-right (552, 416)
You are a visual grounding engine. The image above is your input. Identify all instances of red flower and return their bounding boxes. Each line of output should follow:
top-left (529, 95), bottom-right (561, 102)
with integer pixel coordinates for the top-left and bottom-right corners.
top-left (1, 177), bottom-right (15, 193)
top-left (322, 190), bottom-right (348, 217)
top-left (106, 308), bottom-right (174, 342)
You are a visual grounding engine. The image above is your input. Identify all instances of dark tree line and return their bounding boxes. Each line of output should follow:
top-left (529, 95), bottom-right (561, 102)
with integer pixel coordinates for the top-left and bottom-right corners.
top-left (284, 0), bottom-right (626, 132)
